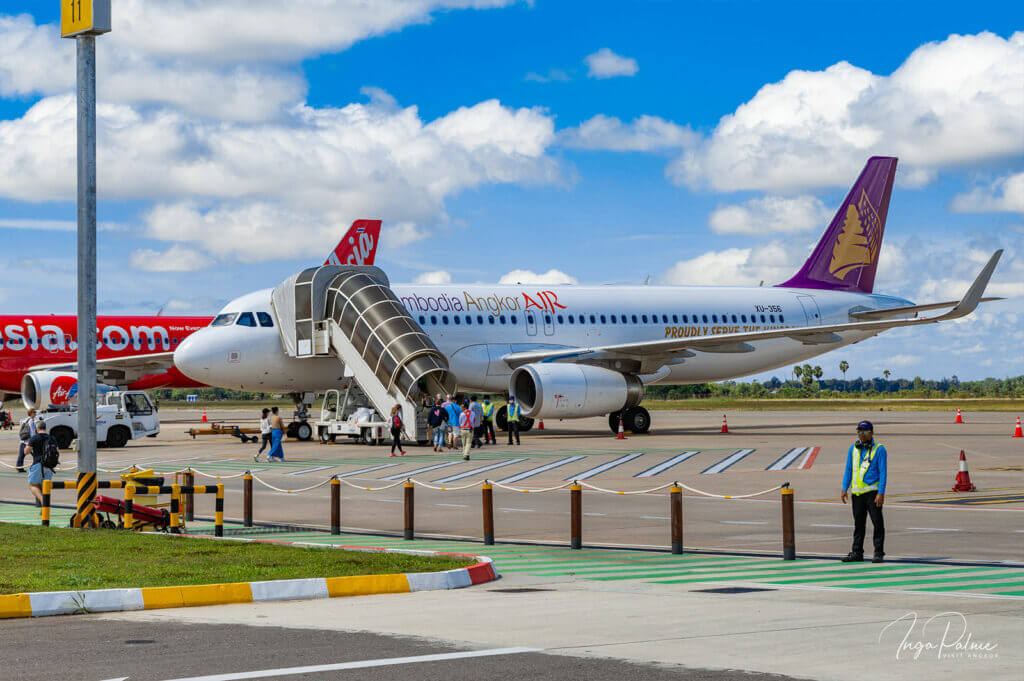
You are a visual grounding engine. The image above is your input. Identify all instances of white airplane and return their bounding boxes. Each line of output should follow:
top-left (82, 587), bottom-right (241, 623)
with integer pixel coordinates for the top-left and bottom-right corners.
top-left (174, 157), bottom-right (1003, 435)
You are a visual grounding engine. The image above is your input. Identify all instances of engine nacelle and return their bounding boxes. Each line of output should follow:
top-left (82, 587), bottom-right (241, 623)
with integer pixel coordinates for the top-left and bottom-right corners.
top-left (510, 363), bottom-right (642, 419)
top-left (20, 371), bottom-right (112, 410)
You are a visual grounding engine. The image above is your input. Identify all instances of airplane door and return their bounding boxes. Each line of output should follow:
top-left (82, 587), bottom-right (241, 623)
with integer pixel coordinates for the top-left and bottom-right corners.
top-left (796, 295), bottom-right (821, 325)
top-left (542, 312), bottom-right (555, 336)
top-left (525, 313), bottom-right (538, 336)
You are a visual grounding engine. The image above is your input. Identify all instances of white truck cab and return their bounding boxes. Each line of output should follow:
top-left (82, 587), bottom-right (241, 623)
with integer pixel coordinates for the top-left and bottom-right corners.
top-left (38, 390), bottom-right (160, 449)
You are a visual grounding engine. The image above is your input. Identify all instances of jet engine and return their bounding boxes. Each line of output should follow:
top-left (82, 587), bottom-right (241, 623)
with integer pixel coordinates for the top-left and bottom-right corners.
top-left (21, 371), bottom-right (111, 410)
top-left (509, 363), bottom-right (642, 419)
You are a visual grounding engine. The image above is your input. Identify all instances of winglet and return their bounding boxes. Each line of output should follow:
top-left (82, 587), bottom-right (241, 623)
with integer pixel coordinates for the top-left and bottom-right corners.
top-left (942, 249), bottom-right (1003, 321)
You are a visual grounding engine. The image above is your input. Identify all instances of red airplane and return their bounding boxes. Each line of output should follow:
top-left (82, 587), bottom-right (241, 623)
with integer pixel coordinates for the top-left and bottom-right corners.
top-left (0, 219), bottom-right (382, 409)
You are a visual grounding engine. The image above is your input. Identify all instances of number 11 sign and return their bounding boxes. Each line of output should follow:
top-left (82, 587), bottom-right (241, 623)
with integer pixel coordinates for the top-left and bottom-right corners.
top-left (61, 0), bottom-right (111, 38)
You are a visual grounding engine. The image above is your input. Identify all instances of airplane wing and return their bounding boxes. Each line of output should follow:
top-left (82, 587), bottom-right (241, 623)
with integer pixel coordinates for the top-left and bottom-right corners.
top-left (502, 250), bottom-right (1003, 372)
top-left (29, 352), bottom-right (176, 385)
top-left (849, 297), bottom-right (1002, 321)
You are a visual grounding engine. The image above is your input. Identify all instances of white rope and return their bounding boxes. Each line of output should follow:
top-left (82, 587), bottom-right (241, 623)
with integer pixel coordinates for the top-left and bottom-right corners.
top-left (676, 482), bottom-right (783, 499)
top-left (188, 467), bottom-right (249, 480)
top-left (408, 478), bottom-right (484, 491)
top-left (578, 480), bottom-right (678, 495)
top-left (251, 474), bottom-right (333, 494)
top-left (339, 478), bottom-right (408, 492)
top-left (491, 480), bottom-right (574, 494)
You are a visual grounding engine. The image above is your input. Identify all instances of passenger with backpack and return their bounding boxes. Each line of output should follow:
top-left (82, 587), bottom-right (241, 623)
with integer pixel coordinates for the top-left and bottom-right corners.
top-left (25, 420), bottom-right (59, 507)
top-left (427, 399), bottom-right (448, 452)
top-left (389, 404), bottom-right (406, 456)
top-left (15, 408), bottom-right (37, 473)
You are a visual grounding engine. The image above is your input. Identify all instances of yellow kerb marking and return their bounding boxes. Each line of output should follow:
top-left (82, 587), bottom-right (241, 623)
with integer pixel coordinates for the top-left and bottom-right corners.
top-left (325, 574), bottom-right (410, 597)
top-left (142, 582), bottom-right (253, 610)
top-left (0, 594), bottom-right (32, 619)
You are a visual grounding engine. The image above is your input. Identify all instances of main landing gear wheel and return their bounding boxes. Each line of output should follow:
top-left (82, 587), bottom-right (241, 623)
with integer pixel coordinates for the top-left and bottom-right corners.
top-left (623, 406), bottom-right (651, 434)
top-left (496, 405), bottom-right (508, 431)
top-left (518, 416), bottom-right (535, 432)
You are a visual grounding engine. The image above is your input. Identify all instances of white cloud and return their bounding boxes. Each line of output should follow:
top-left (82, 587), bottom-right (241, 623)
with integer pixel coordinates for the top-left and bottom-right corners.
top-left (129, 245), bottom-right (214, 272)
top-left (525, 68), bottom-right (570, 83)
top-left (951, 171), bottom-right (1024, 214)
top-left (414, 270), bottom-right (452, 284)
top-left (671, 32), bottom-right (1024, 192)
top-left (708, 195), bottom-right (831, 235)
top-left (0, 218), bottom-right (124, 232)
top-left (584, 48), bottom-right (638, 79)
top-left (661, 242), bottom-right (802, 287)
top-left (559, 115), bottom-right (698, 152)
top-left (498, 269), bottom-right (578, 285)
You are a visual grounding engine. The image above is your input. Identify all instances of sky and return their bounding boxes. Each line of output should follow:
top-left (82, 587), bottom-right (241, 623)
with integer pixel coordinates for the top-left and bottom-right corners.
top-left (0, 1), bottom-right (1021, 382)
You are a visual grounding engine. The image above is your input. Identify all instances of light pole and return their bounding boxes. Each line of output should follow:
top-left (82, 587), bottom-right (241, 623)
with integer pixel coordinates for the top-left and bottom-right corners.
top-left (62, 0), bottom-right (111, 528)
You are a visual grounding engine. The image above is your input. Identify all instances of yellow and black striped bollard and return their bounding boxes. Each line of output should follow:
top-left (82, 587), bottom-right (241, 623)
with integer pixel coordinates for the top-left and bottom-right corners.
top-left (41, 479), bottom-right (52, 526)
top-left (73, 471), bottom-right (98, 528)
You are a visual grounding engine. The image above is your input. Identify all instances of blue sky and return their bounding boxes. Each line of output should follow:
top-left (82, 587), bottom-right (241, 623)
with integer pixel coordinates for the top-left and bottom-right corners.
top-left (0, 1), bottom-right (1021, 381)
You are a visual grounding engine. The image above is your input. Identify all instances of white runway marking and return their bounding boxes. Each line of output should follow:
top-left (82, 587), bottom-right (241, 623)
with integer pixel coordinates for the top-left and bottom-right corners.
top-left (381, 461), bottom-right (461, 480)
top-left (642, 515), bottom-right (670, 520)
top-left (499, 507), bottom-right (535, 512)
top-left (582, 512), bottom-right (606, 517)
top-left (434, 503), bottom-right (468, 508)
top-left (720, 520), bottom-right (768, 525)
top-left (700, 449), bottom-right (755, 474)
top-left (907, 527), bottom-right (961, 532)
top-left (160, 647), bottom-right (540, 681)
top-left (285, 465), bottom-right (333, 476)
top-left (497, 456), bottom-right (586, 483)
top-left (434, 459), bottom-right (527, 483)
top-left (566, 453), bottom-right (643, 480)
top-left (812, 523), bottom-right (854, 528)
top-left (334, 463), bottom-right (399, 478)
top-left (765, 447), bottom-right (808, 471)
top-left (634, 451), bottom-right (700, 477)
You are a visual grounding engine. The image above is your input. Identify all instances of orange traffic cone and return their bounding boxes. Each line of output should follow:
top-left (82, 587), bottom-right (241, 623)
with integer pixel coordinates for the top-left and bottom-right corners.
top-left (955, 408), bottom-right (963, 424)
top-left (201, 408), bottom-right (207, 423)
top-left (538, 418), bottom-right (544, 430)
top-left (720, 414), bottom-right (729, 434)
top-left (951, 450), bottom-right (976, 492)
top-left (1013, 417), bottom-right (1023, 438)
top-left (616, 417), bottom-right (626, 440)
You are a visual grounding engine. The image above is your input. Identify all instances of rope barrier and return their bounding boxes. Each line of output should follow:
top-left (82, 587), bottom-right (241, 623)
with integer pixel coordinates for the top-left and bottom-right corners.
top-left (250, 475), bottom-right (333, 494)
top-left (408, 478), bottom-right (486, 491)
top-left (339, 478), bottom-right (408, 492)
top-left (491, 480), bottom-right (574, 494)
top-left (578, 480), bottom-right (678, 495)
top-left (186, 467), bottom-right (250, 480)
top-left (675, 482), bottom-right (783, 499)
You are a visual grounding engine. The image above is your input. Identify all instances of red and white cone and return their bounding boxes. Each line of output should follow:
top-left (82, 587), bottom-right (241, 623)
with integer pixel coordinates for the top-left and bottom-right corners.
top-left (538, 418), bottom-right (544, 430)
top-left (1013, 417), bottom-right (1023, 438)
top-left (616, 417), bottom-right (626, 440)
top-left (955, 408), bottom-right (963, 424)
top-left (201, 408), bottom-right (207, 423)
top-left (720, 414), bottom-right (729, 434)
top-left (951, 450), bottom-right (976, 492)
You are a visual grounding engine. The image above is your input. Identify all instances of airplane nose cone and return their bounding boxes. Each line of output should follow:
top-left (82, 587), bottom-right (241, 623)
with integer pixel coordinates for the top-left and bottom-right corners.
top-left (174, 333), bottom-right (211, 383)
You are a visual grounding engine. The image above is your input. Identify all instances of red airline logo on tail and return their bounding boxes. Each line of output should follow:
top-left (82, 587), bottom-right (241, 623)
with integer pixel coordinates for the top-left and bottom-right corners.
top-left (325, 219), bottom-right (381, 266)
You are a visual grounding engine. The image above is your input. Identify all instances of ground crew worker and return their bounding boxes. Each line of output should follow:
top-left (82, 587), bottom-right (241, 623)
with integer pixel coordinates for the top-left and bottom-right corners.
top-left (506, 396), bottom-right (521, 446)
top-left (841, 420), bottom-right (886, 562)
top-left (469, 395), bottom-right (483, 449)
top-left (481, 397), bottom-right (496, 445)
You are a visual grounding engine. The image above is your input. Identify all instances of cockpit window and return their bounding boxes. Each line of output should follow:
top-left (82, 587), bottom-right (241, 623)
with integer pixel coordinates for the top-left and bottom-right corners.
top-left (256, 312), bottom-right (274, 328)
top-left (236, 312), bottom-right (257, 327)
top-left (211, 313), bottom-right (237, 327)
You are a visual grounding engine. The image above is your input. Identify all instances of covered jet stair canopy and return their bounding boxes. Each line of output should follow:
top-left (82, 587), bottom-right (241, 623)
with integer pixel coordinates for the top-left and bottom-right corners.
top-left (271, 265), bottom-right (455, 441)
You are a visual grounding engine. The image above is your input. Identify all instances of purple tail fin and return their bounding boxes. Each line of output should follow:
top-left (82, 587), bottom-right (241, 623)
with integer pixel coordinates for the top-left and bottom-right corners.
top-left (779, 156), bottom-right (897, 294)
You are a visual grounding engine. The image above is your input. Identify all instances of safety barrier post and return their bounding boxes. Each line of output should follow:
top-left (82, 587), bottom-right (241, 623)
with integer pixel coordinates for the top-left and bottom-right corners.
top-left (781, 483), bottom-right (795, 560)
top-left (215, 483), bottom-right (224, 537)
top-left (570, 482), bottom-right (582, 550)
top-left (330, 476), bottom-right (341, 535)
top-left (482, 482), bottom-right (494, 545)
top-left (41, 479), bottom-right (52, 527)
top-left (183, 470), bottom-right (195, 521)
top-left (124, 484), bottom-right (134, 531)
top-left (243, 471), bottom-right (253, 528)
top-left (170, 484), bottom-right (181, 534)
top-left (403, 481), bottom-right (414, 540)
top-left (670, 484), bottom-right (683, 554)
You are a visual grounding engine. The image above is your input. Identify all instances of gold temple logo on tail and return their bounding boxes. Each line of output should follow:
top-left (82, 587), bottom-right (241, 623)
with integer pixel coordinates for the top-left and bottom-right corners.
top-left (829, 189), bottom-right (880, 279)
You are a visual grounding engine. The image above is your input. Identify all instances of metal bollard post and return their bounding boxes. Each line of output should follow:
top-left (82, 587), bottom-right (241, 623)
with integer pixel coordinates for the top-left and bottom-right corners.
top-left (184, 470), bottom-right (195, 521)
top-left (670, 484), bottom-right (683, 554)
top-left (41, 479), bottom-right (52, 527)
top-left (215, 483), bottom-right (224, 537)
top-left (330, 476), bottom-right (341, 535)
top-left (403, 481), bottom-right (414, 540)
top-left (570, 482), bottom-right (582, 550)
top-left (482, 482), bottom-right (494, 545)
top-left (124, 484), bottom-right (134, 531)
top-left (243, 472), bottom-right (253, 528)
top-left (781, 483), bottom-right (795, 560)
top-left (170, 484), bottom-right (181, 534)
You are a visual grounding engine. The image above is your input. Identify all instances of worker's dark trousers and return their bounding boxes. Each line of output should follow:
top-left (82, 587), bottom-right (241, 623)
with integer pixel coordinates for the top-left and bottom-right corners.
top-left (851, 490), bottom-right (885, 556)
top-left (507, 421), bottom-right (520, 445)
top-left (483, 420), bottom-right (496, 444)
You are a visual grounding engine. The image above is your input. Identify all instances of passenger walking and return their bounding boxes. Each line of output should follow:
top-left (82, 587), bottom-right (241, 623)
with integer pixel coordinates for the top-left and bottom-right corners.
top-left (469, 395), bottom-right (484, 449)
top-left (481, 398), bottom-right (496, 444)
top-left (253, 408), bottom-right (271, 462)
top-left (427, 399), bottom-right (448, 452)
top-left (16, 407), bottom-right (37, 473)
top-left (841, 420), bottom-right (887, 563)
top-left (25, 420), bottom-right (58, 507)
top-left (445, 396), bottom-right (461, 450)
top-left (389, 404), bottom-right (406, 456)
top-left (459, 400), bottom-right (474, 460)
top-left (506, 396), bottom-right (521, 446)
top-left (267, 406), bottom-right (286, 462)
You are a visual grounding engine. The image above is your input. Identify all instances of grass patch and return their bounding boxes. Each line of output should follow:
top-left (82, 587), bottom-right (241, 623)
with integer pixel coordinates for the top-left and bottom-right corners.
top-left (642, 398), bottom-right (1024, 412)
top-left (0, 522), bottom-right (473, 594)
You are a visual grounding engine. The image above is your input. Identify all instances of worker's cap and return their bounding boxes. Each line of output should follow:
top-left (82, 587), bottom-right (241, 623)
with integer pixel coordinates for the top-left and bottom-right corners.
top-left (856, 420), bottom-right (874, 432)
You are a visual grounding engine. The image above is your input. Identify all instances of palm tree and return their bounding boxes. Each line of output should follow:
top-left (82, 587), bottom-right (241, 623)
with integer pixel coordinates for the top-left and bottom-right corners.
top-left (813, 365), bottom-right (823, 381)
top-left (883, 369), bottom-right (891, 380)
top-left (839, 360), bottom-right (849, 380)
top-left (793, 366), bottom-right (803, 382)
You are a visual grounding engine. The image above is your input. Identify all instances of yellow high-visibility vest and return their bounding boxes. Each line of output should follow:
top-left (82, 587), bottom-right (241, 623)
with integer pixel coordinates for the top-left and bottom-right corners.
top-left (507, 402), bottom-right (520, 422)
top-left (482, 402), bottom-right (494, 419)
top-left (851, 443), bottom-right (881, 494)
